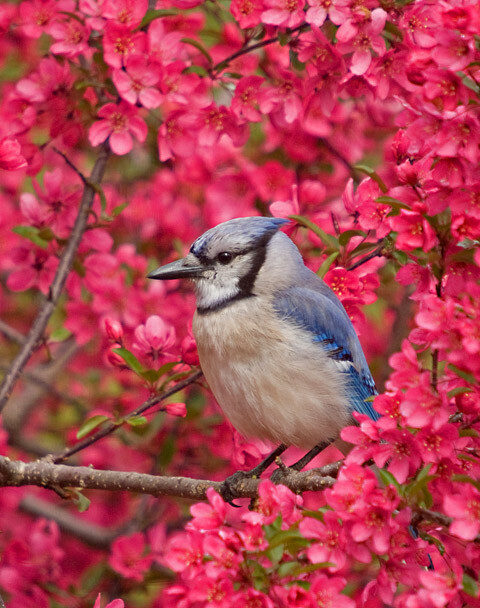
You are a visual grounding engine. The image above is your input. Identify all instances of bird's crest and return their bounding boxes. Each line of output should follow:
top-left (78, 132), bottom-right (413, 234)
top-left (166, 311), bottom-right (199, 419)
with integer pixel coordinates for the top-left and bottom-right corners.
top-left (190, 216), bottom-right (289, 259)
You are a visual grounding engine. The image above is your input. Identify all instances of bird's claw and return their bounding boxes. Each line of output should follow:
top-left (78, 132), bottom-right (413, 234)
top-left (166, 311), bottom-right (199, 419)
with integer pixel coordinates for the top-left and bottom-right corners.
top-left (220, 469), bottom-right (252, 506)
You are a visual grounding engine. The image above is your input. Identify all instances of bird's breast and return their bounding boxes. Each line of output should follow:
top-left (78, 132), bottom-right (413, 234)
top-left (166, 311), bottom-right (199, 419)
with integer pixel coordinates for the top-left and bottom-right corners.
top-left (192, 298), bottom-right (352, 448)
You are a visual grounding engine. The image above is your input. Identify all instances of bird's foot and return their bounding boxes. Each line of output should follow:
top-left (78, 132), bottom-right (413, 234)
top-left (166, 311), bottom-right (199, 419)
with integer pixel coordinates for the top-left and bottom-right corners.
top-left (220, 444), bottom-right (289, 506)
top-left (270, 440), bottom-right (334, 483)
top-left (220, 470), bottom-right (254, 506)
top-left (270, 457), bottom-right (295, 484)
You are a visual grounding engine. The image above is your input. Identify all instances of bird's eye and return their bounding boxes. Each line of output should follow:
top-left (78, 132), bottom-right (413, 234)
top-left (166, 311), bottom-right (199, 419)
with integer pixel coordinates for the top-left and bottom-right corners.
top-left (217, 251), bottom-right (233, 265)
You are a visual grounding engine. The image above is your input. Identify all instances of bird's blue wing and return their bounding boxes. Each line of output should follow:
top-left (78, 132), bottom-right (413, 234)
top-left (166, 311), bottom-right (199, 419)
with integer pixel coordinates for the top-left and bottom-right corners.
top-left (273, 286), bottom-right (379, 422)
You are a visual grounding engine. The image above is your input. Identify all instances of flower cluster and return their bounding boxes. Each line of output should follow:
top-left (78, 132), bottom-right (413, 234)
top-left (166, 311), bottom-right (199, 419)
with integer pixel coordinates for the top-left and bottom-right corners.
top-left (0, 0), bottom-right (480, 606)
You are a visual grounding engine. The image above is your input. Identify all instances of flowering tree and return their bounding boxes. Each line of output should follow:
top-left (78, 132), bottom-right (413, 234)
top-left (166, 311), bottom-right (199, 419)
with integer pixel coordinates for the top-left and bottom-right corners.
top-left (0, 0), bottom-right (480, 606)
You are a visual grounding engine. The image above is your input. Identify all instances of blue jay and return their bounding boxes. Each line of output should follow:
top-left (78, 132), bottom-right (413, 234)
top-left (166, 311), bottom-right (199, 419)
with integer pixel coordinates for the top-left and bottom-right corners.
top-left (148, 216), bottom-right (379, 459)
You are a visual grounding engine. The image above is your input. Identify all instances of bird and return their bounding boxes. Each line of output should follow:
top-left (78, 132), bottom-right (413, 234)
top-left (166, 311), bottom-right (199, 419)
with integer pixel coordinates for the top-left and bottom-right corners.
top-left (148, 216), bottom-right (379, 462)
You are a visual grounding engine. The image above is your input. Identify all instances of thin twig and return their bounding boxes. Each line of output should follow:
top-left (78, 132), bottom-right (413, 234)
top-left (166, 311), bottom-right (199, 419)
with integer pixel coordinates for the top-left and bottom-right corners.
top-left (347, 240), bottom-right (386, 271)
top-left (319, 138), bottom-right (355, 175)
top-left (52, 147), bottom-right (88, 184)
top-left (211, 24), bottom-right (309, 74)
top-left (0, 320), bottom-right (26, 345)
top-left (0, 142), bottom-right (110, 414)
top-left (46, 368), bottom-right (203, 464)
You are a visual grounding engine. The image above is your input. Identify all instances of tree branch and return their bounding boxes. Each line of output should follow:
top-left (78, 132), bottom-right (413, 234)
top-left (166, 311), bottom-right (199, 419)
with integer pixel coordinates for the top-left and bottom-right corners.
top-left (2, 456), bottom-right (474, 546)
top-left (0, 455), bottom-right (336, 500)
top-left (20, 494), bottom-right (118, 549)
top-left (46, 368), bottom-right (203, 464)
top-left (0, 142), bottom-right (111, 414)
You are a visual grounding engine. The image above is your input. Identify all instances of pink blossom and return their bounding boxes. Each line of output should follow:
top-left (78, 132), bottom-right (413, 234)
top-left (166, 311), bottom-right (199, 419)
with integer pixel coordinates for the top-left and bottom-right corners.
top-left (196, 104), bottom-right (248, 148)
top-left (132, 314), bottom-right (177, 367)
top-left (19, 0), bottom-right (75, 38)
top-left (7, 245), bottom-right (59, 294)
top-left (300, 511), bottom-right (347, 571)
top-left (89, 102), bottom-right (147, 155)
top-left (231, 76), bottom-right (265, 123)
top-left (165, 402), bottom-right (187, 417)
top-left (374, 429), bottom-right (422, 483)
top-left (102, 0), bottom-right (147, 28)
top-left (417, 424), bottom-right (458, 464)
top-left (309, 574), bottom-right (355, 608)
top-left (103, 317), bottom-right (124, 342)
top-left (162, 531), bottom-right (204, 573)
top-left (108, 532), bottom-right (153, 581)
top-left (261, 0), bottom-right (306, 28)
top-left (0, 137), bottom-right (27, 170)
top-left (230, 0), bottom-right (265, 28)
top-left (306, 0), bottom-right (347, 27)
top-left (49, 19), bottom-right (90, 58)
top-left (190, 488), bottom-right (226, 530)
top-left (103, 22), bottom-right (146, 68)
top-left (112, 54), bottom-right (162, 109)
top-left (444, 487), bottom-right (480, 540)
top-left (336, 8), bottom-right (387, 75)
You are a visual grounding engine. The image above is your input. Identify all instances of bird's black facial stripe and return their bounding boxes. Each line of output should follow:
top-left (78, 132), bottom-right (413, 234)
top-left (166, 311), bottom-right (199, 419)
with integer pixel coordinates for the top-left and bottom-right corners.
top-left (196, 232), bottom-right (274, 315)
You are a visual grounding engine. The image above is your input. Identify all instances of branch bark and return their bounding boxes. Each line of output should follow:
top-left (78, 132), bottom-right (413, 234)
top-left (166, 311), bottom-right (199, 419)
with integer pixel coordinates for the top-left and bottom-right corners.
top-left (0, 142), bottom-right (111, 414)
top-left (0, 455), bottom-right (336, 500)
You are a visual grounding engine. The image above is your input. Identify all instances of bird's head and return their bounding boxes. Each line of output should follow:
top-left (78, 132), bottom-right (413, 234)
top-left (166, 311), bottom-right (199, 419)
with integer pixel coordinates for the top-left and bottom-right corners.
top-left (148, 216), bottom-right (290, 312)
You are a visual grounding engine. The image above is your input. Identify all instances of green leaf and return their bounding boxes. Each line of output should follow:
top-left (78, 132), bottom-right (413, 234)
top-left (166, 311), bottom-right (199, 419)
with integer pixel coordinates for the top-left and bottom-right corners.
top-left (378, 468), bottom-right (402, 492)
top-left (12, 225), bottom-right (49, 249)
top-left (416, 464), bottom-right (433, 483)
top-left (316, 251), bottom-right (340, 279)
top-left (73, 490), bottom-right (91, 513)
top-left (139, 369), bottom-right (164, 383)
top-left (183, 65), bottom-right (209, 77)
top-left (49, 327), bottom-right (72, 342)
top-left (289, 50), bottom-right (306, 71)
top-left (375, 195), bottom-right (412, 210)
top-left (447, 387), bottom-right (473, 398)
top-left (126, 415), bottom-right (148, 427)
top-left (448, 364), bottom-right (477, 385)
top-left (289, 215), bottom-right (339, 250)
top-left (277, 561), bottom-right (303, 578)
top-left (384, 20), bottom-right (404, 40)
top-left (267, 543), bottom-right (284, 565)
top-left (293, 562), bottom-right (334, 575)
top-left (137, 8), bottom-right (178, 29)
top-left (112, 201), bottom-right (129, 217)
top-left (459, 428), bottom-right (479, 437)
top-left (278, 31), bottom-right (290, 46)
top-left (112, 347), bottom-right (145, 375)
top-left (419, 532), bottom-right (445, 556)
top-left (76, 414), bottom-right (111, 439)
top-left (72, 490), bottom-right (91, 513)
top-left (268, 528), bottom-right (305, 550)
top-left (452, 474), bottom-right (480, 492)
top-left (463, 573), bottom-right (479, 598)
top-left (392, 249), bottom-right (409, 265)
top-left (354, 164), bottom-right (388, 193)
top-left (181, 38), bottom-right (213, 65)
top-left (338, 229), bottom-right (366, 247)
top-left (301, 509), bottom-right (326, 522)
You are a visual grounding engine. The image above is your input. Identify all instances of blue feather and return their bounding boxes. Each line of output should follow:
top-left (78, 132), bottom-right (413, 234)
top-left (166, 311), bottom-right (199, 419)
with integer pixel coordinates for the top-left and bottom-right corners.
top-left (273, 287), bottom-right (379, 421)
top-left (191, 217), bottom-right (289, 259)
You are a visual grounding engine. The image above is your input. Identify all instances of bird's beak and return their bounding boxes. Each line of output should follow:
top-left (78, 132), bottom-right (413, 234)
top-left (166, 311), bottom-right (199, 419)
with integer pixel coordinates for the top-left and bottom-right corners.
top-left (147, 256), bottom-right (211, 280)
